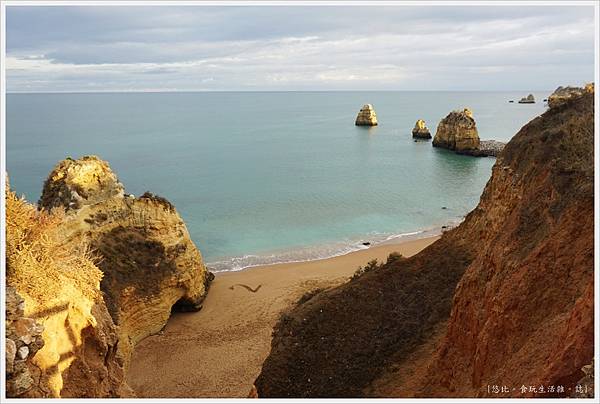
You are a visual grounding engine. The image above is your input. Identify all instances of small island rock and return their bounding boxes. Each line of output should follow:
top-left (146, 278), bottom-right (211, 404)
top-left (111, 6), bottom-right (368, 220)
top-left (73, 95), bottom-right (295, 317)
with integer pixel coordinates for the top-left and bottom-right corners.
top-left (412, 119), bottom-right (432, 139)
top-left (518, 94), bottom-right (535, 104)
top-left (355, 104), bottom-right (378, 126)
top-left (432, 108), bottom-right (480, 152)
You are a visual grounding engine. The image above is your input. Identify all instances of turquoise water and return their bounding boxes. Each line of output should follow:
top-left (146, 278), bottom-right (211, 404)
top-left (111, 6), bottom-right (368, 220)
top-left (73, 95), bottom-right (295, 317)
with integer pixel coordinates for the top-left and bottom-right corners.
top-left (6, 91), bottom-right (547, 271)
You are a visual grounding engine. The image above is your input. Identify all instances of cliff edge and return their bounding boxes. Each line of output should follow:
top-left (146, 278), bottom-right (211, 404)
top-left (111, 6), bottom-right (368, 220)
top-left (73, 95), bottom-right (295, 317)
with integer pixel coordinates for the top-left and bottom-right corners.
top-left (254, 90), bottom-right (594, 397)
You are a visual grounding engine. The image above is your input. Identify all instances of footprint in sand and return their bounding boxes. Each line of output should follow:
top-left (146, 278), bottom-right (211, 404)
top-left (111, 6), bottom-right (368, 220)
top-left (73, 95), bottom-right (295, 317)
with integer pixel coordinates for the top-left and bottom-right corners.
top-left (229, 284), bottom-right (262, 293)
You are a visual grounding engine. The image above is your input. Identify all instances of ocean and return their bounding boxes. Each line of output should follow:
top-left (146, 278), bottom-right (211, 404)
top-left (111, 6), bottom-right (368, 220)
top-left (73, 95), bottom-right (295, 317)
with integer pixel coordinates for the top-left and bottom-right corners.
top-left (6, 91), bottom-right (548, 271)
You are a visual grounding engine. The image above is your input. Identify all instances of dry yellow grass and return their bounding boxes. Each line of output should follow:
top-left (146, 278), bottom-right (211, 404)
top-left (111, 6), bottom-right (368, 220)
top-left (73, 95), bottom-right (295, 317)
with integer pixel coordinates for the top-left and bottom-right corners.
top-left (5, 188), bottom-right (102, 302)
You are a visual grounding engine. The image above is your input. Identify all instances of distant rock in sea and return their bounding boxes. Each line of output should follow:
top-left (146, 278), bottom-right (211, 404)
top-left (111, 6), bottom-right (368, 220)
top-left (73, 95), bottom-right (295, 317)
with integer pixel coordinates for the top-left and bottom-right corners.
top-left (548, 83), bottom-right (594, 109)
top-left (412, 119), bottom-right (432, 139)
top-left (518, 94), bottom-right (535, 104)
top-left (355, 104), bottom-right (378, 126)
top-left (458, 139), bottom-right (506, 157)
top-left (432, 108), bottom-right (480, 152)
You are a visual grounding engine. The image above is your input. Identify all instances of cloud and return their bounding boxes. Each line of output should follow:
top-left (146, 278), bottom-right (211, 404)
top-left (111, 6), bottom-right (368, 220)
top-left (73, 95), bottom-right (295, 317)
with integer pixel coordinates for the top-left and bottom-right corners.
top-left (5, 5), bottom-right (596, 91)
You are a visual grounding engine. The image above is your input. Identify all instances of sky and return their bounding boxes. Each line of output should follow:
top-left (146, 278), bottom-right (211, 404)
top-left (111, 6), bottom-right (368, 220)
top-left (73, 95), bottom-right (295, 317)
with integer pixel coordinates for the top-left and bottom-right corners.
top-left (5, 4), bottom-right (597, 92)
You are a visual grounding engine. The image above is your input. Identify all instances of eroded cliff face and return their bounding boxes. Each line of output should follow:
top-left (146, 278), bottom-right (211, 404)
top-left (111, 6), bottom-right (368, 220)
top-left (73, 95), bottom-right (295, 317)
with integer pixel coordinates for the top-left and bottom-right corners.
top-left (38, 156), bottom-right (213, 365)
top-left (355, 104), bottom-right (378, 126)
top-left (255, 90), bottom-right (594, 398)
top-left (5, 187), bottom-right (129, 398)
top-left (432, 108), bottom-right (480, 152)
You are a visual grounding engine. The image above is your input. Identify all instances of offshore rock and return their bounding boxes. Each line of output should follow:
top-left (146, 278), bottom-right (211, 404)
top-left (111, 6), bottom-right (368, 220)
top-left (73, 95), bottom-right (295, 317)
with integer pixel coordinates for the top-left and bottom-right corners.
top-left (38, 156), bottom-right (213, 366)
top-left (355, 104), bottom-right (378, 126)
top-left (518, 94), bottom-right (535, 104)
top-left (432, 108), bottom-right (480, 152)
top-left (412, 119), bottom-right (432, 139)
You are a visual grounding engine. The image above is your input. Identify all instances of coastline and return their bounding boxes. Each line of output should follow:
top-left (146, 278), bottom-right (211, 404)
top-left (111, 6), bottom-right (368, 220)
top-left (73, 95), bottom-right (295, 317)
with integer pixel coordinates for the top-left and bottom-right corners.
top-left (206, 224), bottom-right (451, 273)
top-left (127, 234), bottom-right (440, 398)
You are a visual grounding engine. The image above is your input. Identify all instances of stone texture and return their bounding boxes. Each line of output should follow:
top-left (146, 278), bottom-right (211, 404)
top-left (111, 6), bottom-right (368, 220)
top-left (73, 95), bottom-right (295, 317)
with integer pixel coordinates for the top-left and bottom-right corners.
top-left (518, 94), bottom-right (535, 103)
top-left (411, 119), bottom-right (431, 139)
top-left (548, 83), bottom-right (594, 109)
top-left (355, 104), bottom-right (378, 126)
top-left (5, 287), bottom-right (45, 397)
top-left (458, 139), bottom-right (506, 157)
top-left (38, 155), bottom-right (124, 210)
top-left (38, 156), bottom-right (213, 367)
top-left (432, 108), bottom-right (480, 152)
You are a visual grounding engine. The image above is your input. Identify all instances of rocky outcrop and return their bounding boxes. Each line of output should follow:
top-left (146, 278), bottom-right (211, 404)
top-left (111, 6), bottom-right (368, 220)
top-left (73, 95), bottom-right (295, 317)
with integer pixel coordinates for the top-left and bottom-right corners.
top-left (411, 119), bottom-right (431, 139)
top-left (5, 287), bottom-right (44, 397)
top-left (355, 104), bottom-right (378, 126)
top-left (457, 140), bottom-right (506, 157)
top-left (518, 94), bottom-right (535, 104)
top-left (432, 108), bottom-right (480, 152)
top-left (38, 156), bottom-right (213, 366)
top-left (5, 186), bottom-right (129, 398)
top-left (548, 83), bottom-right (594, 109)
top-left (254, 90), bottom-right (593, 397)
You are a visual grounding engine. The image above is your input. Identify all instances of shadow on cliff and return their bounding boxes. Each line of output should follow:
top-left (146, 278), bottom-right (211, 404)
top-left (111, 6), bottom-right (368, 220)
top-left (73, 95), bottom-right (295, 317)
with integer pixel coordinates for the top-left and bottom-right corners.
top-left (254, 91), bottom-right (594, 398)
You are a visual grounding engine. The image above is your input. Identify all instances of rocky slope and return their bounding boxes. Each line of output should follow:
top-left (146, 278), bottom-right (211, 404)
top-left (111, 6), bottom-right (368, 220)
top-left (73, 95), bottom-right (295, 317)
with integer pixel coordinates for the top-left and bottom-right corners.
top-left (432, 108), bottom-right (480, 152)
top-left (5, 184), bottom-right (129, 398)
top-left (38, 156), bottom-right (213, 365)
top-left (355, 104), bottom-right (378, 126)
top-left (255, 90), bottom-right (594, 397)
top-left (548, 83), bottom-right (594, 109)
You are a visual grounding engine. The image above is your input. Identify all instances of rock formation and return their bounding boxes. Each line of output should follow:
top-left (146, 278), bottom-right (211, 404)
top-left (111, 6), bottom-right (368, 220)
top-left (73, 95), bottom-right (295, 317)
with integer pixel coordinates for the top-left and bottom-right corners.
top-left (254, 89), bottom-right (594, 397)
top-left (432, 108), bottom-right (480, 152)
top-left (518, 94), bottom-right (535, 104)
top-left (5, 287), bottom-right (45, 397)
top-left (548, 83), bottom-right (594, 109)
top-left (6, 155), bottom-right (212, 397)
top-left (5, 185), bottom-right (129, 397)
top-left (355, 104), bottom-right (378, 126)
top-left (411, 119), bottom-right (431, 139)
top-left (458, 139), bottom-right (506, 157)
top-left (37, 156), bottom-right (213, 365)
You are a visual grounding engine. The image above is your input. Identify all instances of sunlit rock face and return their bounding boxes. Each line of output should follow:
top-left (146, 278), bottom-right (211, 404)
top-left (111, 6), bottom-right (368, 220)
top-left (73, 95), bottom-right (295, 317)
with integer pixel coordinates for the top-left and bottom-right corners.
top-left (38, 155), bottom-right (124, 210)
top-left (5, 186), bottom-right (128, 398)
top-left (412, 119), bottom-right (432, 139)
top-left (548, 83), bottom-right (594, 109)
top-left (355, 104), bottom-right (378, 126)
top-left (38, 156), bottom-right (213, 368)
top-left (432, 108), bottom-right (480, 152)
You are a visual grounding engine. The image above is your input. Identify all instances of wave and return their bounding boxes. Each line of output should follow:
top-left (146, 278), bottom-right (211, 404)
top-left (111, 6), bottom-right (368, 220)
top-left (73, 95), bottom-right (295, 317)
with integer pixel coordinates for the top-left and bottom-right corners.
top-left (206, 221), bottom-right (460, 273)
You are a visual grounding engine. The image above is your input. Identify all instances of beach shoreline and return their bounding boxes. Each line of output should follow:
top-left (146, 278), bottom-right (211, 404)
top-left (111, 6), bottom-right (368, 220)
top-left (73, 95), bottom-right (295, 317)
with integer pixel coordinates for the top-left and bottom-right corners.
top-left (127, 234), bottom-right (441, 398)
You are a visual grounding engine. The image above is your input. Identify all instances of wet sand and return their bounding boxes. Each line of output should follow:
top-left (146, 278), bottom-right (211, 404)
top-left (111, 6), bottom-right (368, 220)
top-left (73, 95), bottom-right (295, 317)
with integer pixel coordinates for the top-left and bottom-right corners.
top-left (127, 235), bottom-right (440, 398)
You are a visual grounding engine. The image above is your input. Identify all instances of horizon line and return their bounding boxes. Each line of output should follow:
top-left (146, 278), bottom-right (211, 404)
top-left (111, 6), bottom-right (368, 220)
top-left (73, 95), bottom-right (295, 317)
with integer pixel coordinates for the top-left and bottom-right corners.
top-left (6, 89), bottom-right (556, 94)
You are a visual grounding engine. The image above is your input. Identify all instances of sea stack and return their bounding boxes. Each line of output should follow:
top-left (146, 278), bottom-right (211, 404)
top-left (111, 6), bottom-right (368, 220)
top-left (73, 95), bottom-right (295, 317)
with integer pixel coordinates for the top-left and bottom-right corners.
top-left (518, 94), bottom-right (535, 104)
top-left (355, 104), bottom-right (378, 126)
top-left (548, 83), bottom-right (594, 108)
top-left (412, 119), bottom-right (432, 139)
top-left (432, 108), bottom-right (480, 152)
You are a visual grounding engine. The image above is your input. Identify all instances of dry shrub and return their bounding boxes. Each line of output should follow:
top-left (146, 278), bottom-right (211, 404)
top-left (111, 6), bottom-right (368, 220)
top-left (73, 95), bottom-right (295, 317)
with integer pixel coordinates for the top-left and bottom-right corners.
top-left (5, 188), bottom-right (102, 302)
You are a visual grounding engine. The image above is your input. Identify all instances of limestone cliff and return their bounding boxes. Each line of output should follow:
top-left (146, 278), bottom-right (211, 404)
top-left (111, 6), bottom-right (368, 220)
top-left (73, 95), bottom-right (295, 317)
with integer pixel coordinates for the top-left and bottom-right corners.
top-left (411, 119), bottom-right (431, 139)
top-left (355, 104), bottom-right (378, 126)
top-left (254, 90), bottom-right (594, 397)
top-left (38, 156), bottom-right (213, 365)
top-left (5, 186), bottom-right (129, 398)
top-left (548, 83), bottom-right (594, 109)
top-left (432, 108), bottom-right (480, 152)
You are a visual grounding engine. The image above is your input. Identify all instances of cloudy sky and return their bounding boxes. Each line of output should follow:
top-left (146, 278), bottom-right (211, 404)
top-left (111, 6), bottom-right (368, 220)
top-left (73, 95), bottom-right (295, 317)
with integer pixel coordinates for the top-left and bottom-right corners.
top-left (5, 5), bottom-right (596, 92)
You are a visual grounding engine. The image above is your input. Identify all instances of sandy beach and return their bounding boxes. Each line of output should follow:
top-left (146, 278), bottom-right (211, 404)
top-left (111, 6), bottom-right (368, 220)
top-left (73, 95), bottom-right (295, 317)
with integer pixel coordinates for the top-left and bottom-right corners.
top-left (126, 235), bottom-right (440, 398)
